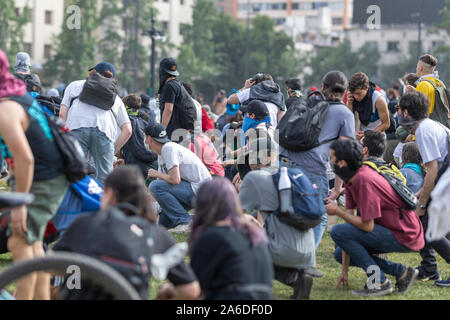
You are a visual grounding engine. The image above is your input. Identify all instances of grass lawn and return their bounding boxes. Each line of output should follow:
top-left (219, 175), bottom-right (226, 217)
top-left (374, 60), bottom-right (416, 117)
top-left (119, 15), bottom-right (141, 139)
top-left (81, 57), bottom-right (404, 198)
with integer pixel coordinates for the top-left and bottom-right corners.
top-left (1, 227), bottom-right (449, 300)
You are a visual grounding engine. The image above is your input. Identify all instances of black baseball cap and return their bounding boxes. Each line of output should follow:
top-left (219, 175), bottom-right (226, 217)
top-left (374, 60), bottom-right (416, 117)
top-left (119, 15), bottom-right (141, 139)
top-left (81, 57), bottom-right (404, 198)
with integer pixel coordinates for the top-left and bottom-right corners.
top-left (144, 123), bottom-right (171, 144)
top-left (89, 62), bottom-right (116, 77)
top-left (140, 93), bottom-right (150, 104)
top-left (285, 78), bottom-right (302, 91)
top-left (240, 100), bottom-right (270, 120)
top-left (159, 58), bottom-right (179, 76)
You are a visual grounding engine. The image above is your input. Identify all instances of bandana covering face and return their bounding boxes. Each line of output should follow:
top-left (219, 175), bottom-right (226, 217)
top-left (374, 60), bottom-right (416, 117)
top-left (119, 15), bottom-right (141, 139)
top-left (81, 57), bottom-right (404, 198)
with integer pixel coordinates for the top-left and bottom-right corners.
top-left (0, 50), bottom-right (26, 98)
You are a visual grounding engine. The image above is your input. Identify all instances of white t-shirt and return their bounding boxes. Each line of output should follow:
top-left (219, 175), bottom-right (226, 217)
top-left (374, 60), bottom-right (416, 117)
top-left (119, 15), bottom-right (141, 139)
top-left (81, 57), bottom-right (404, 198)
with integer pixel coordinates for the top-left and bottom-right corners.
top-left (415, 119), bottom-right (449, 168)
top-left (149, 98), bottom-right (161, 123)
top-left (237, 88), bottom-right (279, 128)
top-left (158, 142), bottom-right (212, 194)
top-left (62, 80), bottom-right (130, 142)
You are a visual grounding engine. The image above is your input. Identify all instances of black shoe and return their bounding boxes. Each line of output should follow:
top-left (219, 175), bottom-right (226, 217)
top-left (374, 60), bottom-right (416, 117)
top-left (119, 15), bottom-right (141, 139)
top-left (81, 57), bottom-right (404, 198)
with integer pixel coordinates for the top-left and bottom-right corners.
top-left (304, 267), bottom-right (325, 278)
top-left (352, 279), bottom-right (394, 297)
top-left (396, 267), bottom-right (419, 294)
top-left (291, 272), bottom-right (313, 300)
top-left (416, 265), bottom-right (442, 281)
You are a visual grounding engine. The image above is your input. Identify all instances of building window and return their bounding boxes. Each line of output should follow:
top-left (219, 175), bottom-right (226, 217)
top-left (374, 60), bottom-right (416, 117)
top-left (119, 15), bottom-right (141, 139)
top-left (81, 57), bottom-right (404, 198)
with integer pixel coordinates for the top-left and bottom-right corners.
top-left (14, 7), bottom-right (20, 16)
top-left (180, 0), bottom-right (184, 4)
top-left (332, 17), bottom-right (343, 25)
top-left (179, 23), bottom-right (188, 36)
top-left (163, 0), bottom-right (168, 2)
top-left (329, 1), bottom-right (344, 10)
top-left (161, 21), bottom-right (168, 30)
top-left (432, 41), bottom-right (445, 49)
top-left (387, 41), bottom-right (400, 52)
top-left (274, 18), bottom-right (286, 25)
top-left (44, 45), bottom-right (52, 59)
top-left (313, 2), bottom-right (328, 9)
top-left (45, 11), bottom-right (53, 25)
top-left (24, 43), bottom-right (32, 55)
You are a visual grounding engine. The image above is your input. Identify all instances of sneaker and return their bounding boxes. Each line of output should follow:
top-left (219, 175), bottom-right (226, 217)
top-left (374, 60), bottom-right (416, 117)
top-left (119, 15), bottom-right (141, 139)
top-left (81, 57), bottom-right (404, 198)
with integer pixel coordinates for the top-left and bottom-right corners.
top-left (351, 279), bottom-right (394, 297)
top-left (168, 220), bottom-right (192, 234)
top-left (435, 277), bottom-right (450, 287)
top-left (291, 271), bottom-right (313, 300)
top-left (416, 265), bottom-right (442, 281)
top-left (396, 267), bottom-right (419, 294)
top-left (304, 267), bottom-right (325, 278)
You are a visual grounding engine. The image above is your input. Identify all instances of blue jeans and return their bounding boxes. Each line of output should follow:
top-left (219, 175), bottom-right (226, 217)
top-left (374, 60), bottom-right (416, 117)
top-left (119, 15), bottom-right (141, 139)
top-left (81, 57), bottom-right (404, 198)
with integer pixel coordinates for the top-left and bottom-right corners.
top-left (331, 223), bottom-right (412, 283)
top-left (71, 127), bottom-right (114, 183)
top-left (280, 161), bottom-right (329, 250)
top-left (149, 179), bottom-right (194, 228)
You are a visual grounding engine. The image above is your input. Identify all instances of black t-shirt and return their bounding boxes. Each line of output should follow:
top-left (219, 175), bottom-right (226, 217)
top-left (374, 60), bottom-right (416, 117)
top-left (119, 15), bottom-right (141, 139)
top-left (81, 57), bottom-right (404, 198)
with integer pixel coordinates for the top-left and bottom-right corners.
top-left (160, 80), bottom-right (185, 138)
top-left (53, 213), bottom-right (197, 298)
top-left (2, 93), bottom-right (65, 181)
top-left (190, 226), bottom-right (273, 300)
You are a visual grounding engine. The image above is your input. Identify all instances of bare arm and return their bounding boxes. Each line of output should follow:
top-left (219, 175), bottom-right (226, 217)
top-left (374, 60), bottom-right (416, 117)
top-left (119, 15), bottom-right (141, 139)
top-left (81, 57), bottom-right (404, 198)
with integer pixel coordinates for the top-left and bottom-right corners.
top-left (161, 102), bottom-right (174, 128)
top-left (227, 93), bottom-right (240, 105)
top-left (149, 166), bottom-right (181, 185)
top-left (326, 202), bottom-right (374, 232)
top-left (374, 98), bottom-right (390, 132)
top-left (416, 160), bottom-right (439, 217)
top-left (0, 101), bottom-right (35, 236)
top-left (277, 110), bottom-right (286, 122)
top-left (157, 281), bottom-right (201, 300)
top-left (59, 104), bottom-right (68, 121)
top-left (114, 122), bottom-right (132, 156)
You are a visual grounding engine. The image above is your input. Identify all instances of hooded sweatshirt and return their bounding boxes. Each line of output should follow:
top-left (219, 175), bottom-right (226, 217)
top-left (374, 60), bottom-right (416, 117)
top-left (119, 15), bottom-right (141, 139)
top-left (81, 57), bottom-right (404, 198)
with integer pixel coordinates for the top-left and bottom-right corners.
top-left (416, 72), bottom-right (446, 114)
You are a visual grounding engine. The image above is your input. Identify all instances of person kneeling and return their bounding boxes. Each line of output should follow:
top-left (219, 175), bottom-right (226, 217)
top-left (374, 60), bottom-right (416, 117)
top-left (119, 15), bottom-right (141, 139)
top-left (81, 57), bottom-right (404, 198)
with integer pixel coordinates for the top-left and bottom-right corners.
top-left (326, 139), bottom-right (424, 297)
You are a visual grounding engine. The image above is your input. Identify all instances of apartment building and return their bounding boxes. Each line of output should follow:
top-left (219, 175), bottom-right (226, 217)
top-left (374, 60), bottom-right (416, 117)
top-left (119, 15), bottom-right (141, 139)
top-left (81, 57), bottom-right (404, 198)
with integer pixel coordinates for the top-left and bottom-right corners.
top-left (14, 0), bottom-right (65, 66)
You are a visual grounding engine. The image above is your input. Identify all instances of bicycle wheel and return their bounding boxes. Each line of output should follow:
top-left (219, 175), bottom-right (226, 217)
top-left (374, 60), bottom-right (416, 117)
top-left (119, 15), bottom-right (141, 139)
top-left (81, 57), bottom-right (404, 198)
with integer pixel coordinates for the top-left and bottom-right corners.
top-left (0, 251), bottom-right (141, 300)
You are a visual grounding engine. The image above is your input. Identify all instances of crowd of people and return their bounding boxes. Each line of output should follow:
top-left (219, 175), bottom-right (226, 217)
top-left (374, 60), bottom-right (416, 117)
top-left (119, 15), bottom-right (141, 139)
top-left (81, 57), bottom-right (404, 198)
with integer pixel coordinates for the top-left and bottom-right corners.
top-left (0, 47), bottom-right (449, 300)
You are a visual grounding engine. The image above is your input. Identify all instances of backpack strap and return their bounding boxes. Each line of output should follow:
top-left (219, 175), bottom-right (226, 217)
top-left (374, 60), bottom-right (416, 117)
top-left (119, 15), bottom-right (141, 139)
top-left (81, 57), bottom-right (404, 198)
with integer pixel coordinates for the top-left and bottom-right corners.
top-left (69, 95), bottom-right (79, 108)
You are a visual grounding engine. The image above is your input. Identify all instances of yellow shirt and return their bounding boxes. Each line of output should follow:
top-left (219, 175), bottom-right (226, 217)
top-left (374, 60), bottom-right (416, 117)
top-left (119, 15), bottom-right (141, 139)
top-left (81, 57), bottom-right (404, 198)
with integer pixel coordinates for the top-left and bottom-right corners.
top-left (416, 77), bottom-right (446, 114)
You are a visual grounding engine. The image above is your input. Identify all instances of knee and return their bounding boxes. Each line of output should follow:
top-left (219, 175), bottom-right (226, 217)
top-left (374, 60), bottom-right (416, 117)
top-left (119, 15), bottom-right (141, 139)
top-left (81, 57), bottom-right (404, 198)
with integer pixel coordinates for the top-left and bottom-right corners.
top-left (330, 224), bottom-right (345, 243)
top-left (149, 180), bottom-right (167, 196)
top-left (7, 235), bottom-right (31, 256)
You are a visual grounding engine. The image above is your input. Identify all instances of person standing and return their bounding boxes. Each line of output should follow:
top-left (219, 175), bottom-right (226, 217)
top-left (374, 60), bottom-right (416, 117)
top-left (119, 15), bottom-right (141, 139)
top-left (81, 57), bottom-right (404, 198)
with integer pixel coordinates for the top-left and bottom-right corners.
top-left (397, 91), bottom-right (450, 286)
top-left (59, 62), bottom-right (132, 183)
top-left (285, 78), bottom-right (303, 109)
top-left (0, 50), bottom-right (68, 299)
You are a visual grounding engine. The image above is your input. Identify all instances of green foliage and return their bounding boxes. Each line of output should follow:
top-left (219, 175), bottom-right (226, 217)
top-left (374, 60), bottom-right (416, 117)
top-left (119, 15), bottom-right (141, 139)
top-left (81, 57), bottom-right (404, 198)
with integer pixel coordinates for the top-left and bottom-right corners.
top-left (44, 0), bottom-right (101, 86)
top-left (0, 0), bottom-right (30, 68)
top-left (303, 40), bottom-right (380, 89)
top-left (178, 0), bottom-right (299, 102)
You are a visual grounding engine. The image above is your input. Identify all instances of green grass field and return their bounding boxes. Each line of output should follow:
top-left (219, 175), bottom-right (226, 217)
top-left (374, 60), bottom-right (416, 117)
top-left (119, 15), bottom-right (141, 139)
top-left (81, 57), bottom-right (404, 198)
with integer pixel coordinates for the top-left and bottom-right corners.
top-left (1, 225), bottom-right (449, 300)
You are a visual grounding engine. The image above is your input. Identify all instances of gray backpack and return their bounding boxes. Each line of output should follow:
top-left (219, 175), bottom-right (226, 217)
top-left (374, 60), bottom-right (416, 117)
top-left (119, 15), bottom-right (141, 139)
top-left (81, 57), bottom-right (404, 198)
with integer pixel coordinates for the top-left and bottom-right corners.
top-left (78, 72), bottom-right (118, 110)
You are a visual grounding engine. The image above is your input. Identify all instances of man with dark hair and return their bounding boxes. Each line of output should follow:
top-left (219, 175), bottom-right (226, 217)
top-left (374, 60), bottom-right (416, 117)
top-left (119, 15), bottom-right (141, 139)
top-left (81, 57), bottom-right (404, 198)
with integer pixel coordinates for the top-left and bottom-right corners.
top-left (285, 78), bottom-right (303, 109)
top-left (398, 91), bottom-right (450, 286)
top-left (140, 93), bottom-right (151, 116)
top-left (326, 139), bottom-right (424, 297)
top-left (362, 130), bottom-right (386, 160)
top-left (347, 72), bottom-right (390, 141)
top-left (212, 89), bottom-right (227, 115)
top-left (145, 123), bottom-right (211, 231)
top-left (158, 58), bottom-right (197, 140)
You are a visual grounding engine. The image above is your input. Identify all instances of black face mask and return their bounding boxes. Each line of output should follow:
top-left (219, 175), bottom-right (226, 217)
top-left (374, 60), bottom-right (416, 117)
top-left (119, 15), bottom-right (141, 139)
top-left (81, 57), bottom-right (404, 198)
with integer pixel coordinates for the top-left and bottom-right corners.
top-left (158, 70), bottom-right (171, 94)
top-left (333, 164), bottom-right (357, 183)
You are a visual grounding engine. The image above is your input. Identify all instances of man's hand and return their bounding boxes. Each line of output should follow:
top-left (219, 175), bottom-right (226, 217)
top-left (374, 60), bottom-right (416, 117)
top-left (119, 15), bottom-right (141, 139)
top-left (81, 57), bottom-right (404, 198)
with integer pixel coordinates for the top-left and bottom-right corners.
top-left (356, 130), bottom-right (365, 141)
top-left (335, 271), bottom-right (349, 289)
top-left (416, 207), bottom-right (426, 217)
top-left (244, 78), bottom-right (255, 89)
top-left (156, 282), bottom-right (176, 300)
top-left (405, 134), bottom-right (414, 143)
top-left (10, 205), bottom-right (27, 236)
top-left (325, 201), bottom-right (339, 216)
top-left (113, 159), bottom-right (125, 168)
top-left (232, 173), bottom-right (242, 191)
top-left (241, 214), bottom-right (263, 228)
top-left (148, 169), bottom-right (160, 179)
top-left (405, 85), bottom-right (416, 93)
top-left (324, 188), bottom-right (342, 203)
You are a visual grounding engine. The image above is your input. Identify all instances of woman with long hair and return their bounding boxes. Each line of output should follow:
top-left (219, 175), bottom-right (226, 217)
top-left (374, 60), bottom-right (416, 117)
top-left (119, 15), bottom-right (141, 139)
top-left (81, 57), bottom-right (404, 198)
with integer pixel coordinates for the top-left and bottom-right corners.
top-left (189, 177), bottom-right (273, 300)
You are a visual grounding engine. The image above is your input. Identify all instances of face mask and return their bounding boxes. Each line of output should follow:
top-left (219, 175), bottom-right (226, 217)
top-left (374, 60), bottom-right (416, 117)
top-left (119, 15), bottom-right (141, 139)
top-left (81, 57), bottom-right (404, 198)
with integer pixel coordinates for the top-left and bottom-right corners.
top-left (242, 115), bottom-right (257, 133)
top-left (332, 163), bottom-right (357, 183)
top-left (397, 114), bottom-right (417, 128)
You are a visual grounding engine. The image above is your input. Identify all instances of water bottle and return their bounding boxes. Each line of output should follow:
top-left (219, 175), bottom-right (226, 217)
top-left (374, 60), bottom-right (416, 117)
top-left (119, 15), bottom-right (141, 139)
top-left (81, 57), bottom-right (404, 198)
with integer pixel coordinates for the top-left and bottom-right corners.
top-left (279, 167), bottom-right (294, 214)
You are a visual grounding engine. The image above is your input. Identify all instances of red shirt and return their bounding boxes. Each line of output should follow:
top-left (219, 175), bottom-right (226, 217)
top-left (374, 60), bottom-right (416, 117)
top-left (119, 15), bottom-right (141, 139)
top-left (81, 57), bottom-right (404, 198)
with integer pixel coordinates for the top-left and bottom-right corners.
top-left (345, 165), bottom-right (424, 251)
top-left (189, 133), bottom-right (225, 177)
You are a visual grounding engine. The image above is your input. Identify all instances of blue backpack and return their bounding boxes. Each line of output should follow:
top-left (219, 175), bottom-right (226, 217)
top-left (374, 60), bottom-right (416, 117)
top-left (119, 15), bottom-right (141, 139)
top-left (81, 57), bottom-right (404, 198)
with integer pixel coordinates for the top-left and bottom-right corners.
top-left (272, 167), bottom-right (325, 230)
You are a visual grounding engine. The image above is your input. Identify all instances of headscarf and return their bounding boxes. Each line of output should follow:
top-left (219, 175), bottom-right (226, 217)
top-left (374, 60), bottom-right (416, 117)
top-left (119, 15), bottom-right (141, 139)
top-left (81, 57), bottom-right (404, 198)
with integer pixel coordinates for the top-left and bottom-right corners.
top-left (0, 49), bottom-right (26, 98)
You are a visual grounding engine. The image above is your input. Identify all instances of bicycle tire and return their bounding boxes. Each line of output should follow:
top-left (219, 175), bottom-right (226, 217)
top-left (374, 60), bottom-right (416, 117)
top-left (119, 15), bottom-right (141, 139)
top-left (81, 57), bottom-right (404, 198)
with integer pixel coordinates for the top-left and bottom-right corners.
top-left (0, 251), bottom-right (141, 300)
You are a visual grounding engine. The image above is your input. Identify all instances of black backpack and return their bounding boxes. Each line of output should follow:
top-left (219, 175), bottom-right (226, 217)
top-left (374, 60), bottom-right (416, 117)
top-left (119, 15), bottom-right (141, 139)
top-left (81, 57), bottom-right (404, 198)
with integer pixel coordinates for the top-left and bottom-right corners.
top-left (56, 205), bottom-right (155, 299)
top-left (14, 73), bottom-right (41, 94)
top-left (36, 95), bottom-right (62, 115)
top-left (169, 79), bottom-right (197, 130)
top-left (277, 92), bottom-right (335, 152)
top-left (78, 72), bottom-right (118, 111)
top-left (45, 113), bottom-right (87, 183)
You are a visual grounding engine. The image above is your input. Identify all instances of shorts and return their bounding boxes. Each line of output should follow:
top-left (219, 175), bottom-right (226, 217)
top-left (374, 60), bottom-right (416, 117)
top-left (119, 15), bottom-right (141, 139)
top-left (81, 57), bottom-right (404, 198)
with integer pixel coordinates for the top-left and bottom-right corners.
top-left (8, 174), bottom-right (68, 245)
